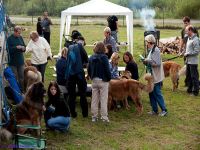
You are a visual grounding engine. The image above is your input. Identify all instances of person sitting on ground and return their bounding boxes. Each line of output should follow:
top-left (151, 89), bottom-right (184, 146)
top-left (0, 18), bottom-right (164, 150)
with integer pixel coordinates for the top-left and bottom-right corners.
top-left (44, 81), bottom-right (71, 132)
top-left (109, 52), bottom-right (120, 79)
top-left (103, 27), bottom-right (118, 52)
top-left (123, 51), bottom-right (139, 80)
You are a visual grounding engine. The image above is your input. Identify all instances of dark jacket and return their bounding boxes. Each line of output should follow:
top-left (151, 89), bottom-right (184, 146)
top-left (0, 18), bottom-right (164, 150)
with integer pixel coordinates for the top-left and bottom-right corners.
top-left (65, 43), bottom-right (88, 80)
top-left (46, 97), bottom-right (70, 117)
top-left (56, 56), bottom-right (67, 85)
top-left (7, 34), bottom-right (25, 66)
top-left (125, 62), bottom-right (139, 80)
top-left (88, 53), bottom-right (111, 82)
top-left (37, 21), bottom-right (43, 36)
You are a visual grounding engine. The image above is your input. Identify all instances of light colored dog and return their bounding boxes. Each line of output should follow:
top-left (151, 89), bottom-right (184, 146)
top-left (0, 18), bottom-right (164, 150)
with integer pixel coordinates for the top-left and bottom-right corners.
top-left (24, 66), bottom-right (42, 91)
top-left (108, 73), bottom-right (154, 114)
top-left (163, 61), bottom-right (185, 91)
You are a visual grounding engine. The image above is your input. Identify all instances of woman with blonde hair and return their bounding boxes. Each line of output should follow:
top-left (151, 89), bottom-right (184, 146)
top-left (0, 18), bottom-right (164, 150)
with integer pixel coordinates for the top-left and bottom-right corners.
top-left (26, 31), bottom-right (52, 82)
top-left (87, 41), bottom-right (111, 123)
top-left (109, 52), bottom-right (120, 79)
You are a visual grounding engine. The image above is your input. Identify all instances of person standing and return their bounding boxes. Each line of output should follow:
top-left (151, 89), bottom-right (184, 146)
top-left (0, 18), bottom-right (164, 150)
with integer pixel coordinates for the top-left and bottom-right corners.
top-left (107, 15), bottom-right (118, 43)
top-left (143, 34), bottom-right (168, 116)
top-left (103, 27), bottom-right (118, 52)
top-left (184, 25), bottom-right (199, 96)
top-left (88, 41), bottom-right (111, 122)
top-left (7, 26), bottom-right (26, 91)
top-left (26, 31), bottom-right (52, 82)
top-left (65, 34), bottom-right (89, 118)
top-left (37, 17), bottom-right (43, 36)
top-left (180, 16), bottom-right (199, 86)
top-left (41, 11), bottom-right (52, 44)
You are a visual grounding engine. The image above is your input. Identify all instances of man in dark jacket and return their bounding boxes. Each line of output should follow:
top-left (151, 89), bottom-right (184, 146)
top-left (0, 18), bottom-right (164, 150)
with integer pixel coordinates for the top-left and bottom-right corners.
top-left (7, 26), bottom-right (26, 91)
top-left (65, 36), bottom-right (88, 118)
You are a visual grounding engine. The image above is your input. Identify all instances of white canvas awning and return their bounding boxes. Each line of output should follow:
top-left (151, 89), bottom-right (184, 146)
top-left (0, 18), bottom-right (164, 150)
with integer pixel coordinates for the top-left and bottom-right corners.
top-left (59, 0), bottom-right (133, 54)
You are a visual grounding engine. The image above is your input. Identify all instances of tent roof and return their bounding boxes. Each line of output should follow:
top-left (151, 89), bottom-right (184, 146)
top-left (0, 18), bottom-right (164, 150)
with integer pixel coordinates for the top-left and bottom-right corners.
top-left (62, 0), bottom-right (132, 15)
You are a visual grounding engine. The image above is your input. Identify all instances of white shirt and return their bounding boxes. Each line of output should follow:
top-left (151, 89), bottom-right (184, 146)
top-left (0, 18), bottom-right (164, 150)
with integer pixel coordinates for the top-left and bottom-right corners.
top-left (26, 37), bottom-right (52, 65)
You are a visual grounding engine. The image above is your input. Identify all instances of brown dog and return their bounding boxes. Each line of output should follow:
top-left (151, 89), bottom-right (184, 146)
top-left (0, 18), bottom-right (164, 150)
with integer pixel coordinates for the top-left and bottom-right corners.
top-left (163, 61), bottom-right (182, 91)
top-left (24, 66), bottom-right (42, 91)
top-left (108, 73), bottom-right (154, 114)
top-left (0, 82), bottom-right (46, 141)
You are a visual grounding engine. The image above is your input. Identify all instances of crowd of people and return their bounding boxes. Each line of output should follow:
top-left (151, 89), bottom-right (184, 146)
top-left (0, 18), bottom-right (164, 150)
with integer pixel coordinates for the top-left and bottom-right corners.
top-left (5, 14), bottom-right (199, 133)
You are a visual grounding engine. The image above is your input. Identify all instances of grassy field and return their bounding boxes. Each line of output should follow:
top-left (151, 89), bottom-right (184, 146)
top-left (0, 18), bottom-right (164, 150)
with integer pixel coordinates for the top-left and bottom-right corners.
top-left (14, 24), bottom-right (200, 149)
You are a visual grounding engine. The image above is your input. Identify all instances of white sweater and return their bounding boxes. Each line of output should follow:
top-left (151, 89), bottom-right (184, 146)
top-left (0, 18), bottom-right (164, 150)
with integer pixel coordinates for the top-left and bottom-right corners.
top-left (26, 37), bottom-right (52, 65)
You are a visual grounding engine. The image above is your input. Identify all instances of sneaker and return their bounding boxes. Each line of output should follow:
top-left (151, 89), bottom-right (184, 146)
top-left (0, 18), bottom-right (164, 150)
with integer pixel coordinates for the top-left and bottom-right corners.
top-left (92, 117), bottom-right (98, 122)
top-left (147, 111), bottom-right (158, 115)
top-left (159, 111), bottom-right (168, 117)
top-left (102, 118), bottom-right (110, 123)
top-left (100, 116), bottom-right (110, 123)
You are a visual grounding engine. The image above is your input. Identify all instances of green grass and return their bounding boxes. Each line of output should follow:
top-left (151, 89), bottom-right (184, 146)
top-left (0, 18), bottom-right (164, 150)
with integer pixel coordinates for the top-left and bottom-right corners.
top-left (18, 24), bottom-right (200, 149)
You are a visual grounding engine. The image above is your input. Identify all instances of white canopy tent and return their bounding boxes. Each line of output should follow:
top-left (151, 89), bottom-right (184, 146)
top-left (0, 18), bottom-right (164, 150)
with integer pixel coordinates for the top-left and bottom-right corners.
top-left (59, 0), bottom-right (133, 54)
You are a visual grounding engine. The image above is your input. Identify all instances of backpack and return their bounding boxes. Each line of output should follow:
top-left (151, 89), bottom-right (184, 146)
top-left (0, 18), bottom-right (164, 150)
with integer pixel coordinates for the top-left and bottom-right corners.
top-left (65, 45), bottom-right (77, 79)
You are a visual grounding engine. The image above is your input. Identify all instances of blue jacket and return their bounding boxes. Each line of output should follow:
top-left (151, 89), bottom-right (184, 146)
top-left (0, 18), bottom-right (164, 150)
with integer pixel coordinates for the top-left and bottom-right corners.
top-left (65, 43), bottom-right (88, 80)
top-left (88, 53), bottom-right (111, 82)
top-left (56, 56), bottom-right (67, 85)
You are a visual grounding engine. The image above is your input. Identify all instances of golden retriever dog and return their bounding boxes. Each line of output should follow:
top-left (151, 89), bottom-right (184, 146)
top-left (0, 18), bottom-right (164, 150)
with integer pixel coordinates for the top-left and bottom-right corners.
top-left (163, 61), bottom-right (185, 91)
top-left (108, 73), bottom-right (154, 114)
top-left (24, 59), bottom-right (32, 67)
top-left (0, 82), bottom-right (46, 141)
top-left (24, 66), bottom-right (42, 91)
top-left (120, 70), bottom-right (132, 79)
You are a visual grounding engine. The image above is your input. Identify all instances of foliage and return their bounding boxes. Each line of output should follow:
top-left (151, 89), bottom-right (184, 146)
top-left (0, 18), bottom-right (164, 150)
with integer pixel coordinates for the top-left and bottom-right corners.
top-left (3, 0), bottom-right (200, 19)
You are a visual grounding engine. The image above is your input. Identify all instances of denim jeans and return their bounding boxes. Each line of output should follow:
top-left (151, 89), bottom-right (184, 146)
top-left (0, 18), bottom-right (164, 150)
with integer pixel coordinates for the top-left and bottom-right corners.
top-left (149, 82), bottom-right (167, 113)
top-left (47, 116), bottom-right (71, 132)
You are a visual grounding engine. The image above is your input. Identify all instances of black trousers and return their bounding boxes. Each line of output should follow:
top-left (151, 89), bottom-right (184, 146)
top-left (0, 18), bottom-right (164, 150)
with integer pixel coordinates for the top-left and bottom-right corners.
top-left (186, 64), bottom-right (199, 95)
top-left (43, 32), bottom-right (50, 44)
top-left (67, 74), bottom-right (88, 117)
top-left (32, 62), bottom-right (47, 82)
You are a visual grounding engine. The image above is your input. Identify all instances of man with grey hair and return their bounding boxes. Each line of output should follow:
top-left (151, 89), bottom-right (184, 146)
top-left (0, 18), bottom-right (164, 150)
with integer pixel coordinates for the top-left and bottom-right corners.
top-left (103, 27), bottom-right (118, 52)
top-left (184, 25), bottom-right (199, 96)
top-left (7, 26), bottom-right (26, 91)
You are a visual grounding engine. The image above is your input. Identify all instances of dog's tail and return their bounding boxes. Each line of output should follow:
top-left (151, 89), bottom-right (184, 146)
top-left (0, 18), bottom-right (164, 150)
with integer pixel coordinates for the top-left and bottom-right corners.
top-left (0, 128), bottom-right (13, 141)
top-left (139, 73), bottom-right (154, 93)
top-left (178, 65), bottom-right (186, 76)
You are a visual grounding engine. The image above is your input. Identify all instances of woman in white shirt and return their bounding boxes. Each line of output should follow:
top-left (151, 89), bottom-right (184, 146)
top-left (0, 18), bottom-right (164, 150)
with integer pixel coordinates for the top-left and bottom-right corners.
top-left (26, 31), bottom-right (52, 82)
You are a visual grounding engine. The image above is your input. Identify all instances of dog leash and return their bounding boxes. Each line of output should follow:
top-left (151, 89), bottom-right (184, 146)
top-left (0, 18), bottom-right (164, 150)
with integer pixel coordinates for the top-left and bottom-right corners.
top-left (162, 56), bottom-right (180, 62)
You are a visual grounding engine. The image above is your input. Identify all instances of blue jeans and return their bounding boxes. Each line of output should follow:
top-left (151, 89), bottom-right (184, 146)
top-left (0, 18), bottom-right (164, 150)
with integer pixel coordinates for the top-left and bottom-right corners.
top-left (47, 116), bottom-right (71, 132)
top-left (149, 82), bottom-right (167, 113)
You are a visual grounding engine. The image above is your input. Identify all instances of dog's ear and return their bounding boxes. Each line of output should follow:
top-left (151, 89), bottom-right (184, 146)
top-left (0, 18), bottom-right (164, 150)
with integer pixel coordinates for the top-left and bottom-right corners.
top-left (27, 82), bottom-right (45, 102)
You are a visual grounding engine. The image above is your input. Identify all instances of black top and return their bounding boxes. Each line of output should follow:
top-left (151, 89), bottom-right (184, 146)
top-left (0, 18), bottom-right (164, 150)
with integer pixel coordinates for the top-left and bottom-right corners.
top-left (107, 15), bottom-right (118, 31)
top-left (46, 97), bottom-right (70, 117)
top-left (125, 62), bottom-right (139, 80)
top-left (37, 21), bottom-right (43, 36)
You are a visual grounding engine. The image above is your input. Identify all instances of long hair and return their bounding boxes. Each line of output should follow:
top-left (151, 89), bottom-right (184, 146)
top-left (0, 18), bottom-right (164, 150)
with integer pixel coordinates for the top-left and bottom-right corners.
top-left (47, 81), bottom-right (60, 103)
top-left (123, 51), bottom-right (136, 63)
top-left (110, 52), bottom-right (120, 66)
